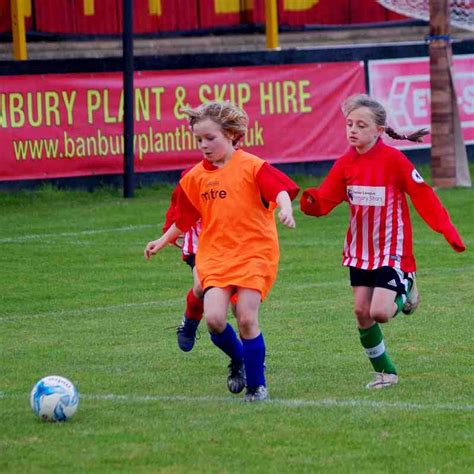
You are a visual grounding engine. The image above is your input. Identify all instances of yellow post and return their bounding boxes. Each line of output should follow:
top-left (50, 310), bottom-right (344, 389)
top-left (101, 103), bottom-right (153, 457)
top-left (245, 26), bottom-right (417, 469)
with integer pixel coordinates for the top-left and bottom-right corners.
top-left (84, 0), bottom-right (95, 15)
top-left (148, 0), bottom-right (162, 15)
top-left (214, 0), bottom-right (253, 14)
top-left (284, 0), bottom-right (319, 10)
top-left (23, 0), bottom-right (31, 16)
top-left (265, 0), bottom-right (279, 50)
top-left (10, 0), bottom-right (28, 60)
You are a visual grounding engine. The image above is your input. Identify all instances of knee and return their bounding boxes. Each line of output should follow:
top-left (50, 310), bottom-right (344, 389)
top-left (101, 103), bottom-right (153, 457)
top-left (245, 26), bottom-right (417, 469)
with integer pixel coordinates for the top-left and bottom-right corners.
top-left (370, 308), bottom-right (391, 324)
top-left (236, 312), bottom-right (258, 338)
top-left (354, 305), bottom-right (371, 325)
top-left (205, 312), bottom-right (226, 334)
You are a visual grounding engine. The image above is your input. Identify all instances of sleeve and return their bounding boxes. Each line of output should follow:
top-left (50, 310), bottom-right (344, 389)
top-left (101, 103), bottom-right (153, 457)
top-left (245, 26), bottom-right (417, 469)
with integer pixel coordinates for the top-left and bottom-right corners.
top-left (162, 184), bottom-right (180, 234)
top-left (300, 158), bottom-right (347, 217)
top-left (256, 162), bottom-right (300, 202)
top-left (174, 183), bottom-right (202, 233)
top-left (399, 157), bottom-right (465, 253)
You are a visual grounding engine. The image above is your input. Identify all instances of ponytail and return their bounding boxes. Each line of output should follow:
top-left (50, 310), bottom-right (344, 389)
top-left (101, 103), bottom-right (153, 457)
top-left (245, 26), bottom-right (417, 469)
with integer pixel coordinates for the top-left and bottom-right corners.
top-left (385, 127), bottom-right (429, 143)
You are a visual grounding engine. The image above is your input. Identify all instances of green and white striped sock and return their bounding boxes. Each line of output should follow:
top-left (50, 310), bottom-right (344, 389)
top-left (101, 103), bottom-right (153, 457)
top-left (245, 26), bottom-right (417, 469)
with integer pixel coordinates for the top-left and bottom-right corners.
top-left (358, 323), bottom-right (397, 374)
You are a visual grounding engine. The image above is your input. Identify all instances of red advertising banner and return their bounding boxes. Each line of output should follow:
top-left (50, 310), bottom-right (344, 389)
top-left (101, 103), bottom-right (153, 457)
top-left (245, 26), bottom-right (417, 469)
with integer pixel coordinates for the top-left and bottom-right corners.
top-left (368, 55), bottom-right (474, 150)
top-left (0, 62), bottom-right (365, 181)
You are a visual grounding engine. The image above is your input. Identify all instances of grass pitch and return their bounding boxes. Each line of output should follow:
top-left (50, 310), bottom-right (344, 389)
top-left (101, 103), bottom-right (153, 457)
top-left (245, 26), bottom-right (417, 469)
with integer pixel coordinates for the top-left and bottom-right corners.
top-left (0, 170), bottom-right (473, 473)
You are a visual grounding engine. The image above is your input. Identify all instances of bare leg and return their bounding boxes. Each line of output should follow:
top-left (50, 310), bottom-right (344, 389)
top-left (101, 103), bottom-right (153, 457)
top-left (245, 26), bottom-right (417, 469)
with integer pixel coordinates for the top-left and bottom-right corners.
top-left (369, 287), bottom-right (398, 323)
top-left (204, 287), bottom-right (231, 334)
top-left (235, 288), bottom-right (261, 339)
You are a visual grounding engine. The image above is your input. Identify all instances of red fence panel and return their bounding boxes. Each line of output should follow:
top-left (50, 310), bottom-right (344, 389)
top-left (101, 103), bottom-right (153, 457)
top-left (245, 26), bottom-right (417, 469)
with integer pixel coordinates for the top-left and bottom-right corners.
top-left (34, 0), bottom-right (118, 34)
top-left (386, 10), bottom-right (410, 21)
top-left (121, 0), bottom-right (199, 33)
top-left (34, 0), bottom-right (74, 34)
top-left (74, 0), bottom-right (120, 34)
top-left (279, 0), bottom-right (351, 26)
top-left (34, 0), bottom-right (199, 35)
top-left (2, 0), bottom-right (414, 36)
top-left (349, 0), bottom-right (387, 23)
top-left (0, 0), bottom-right (33, 32)
top-left (0, 0), bottom-right (11, 32)
top-left (198, 0), bottom-right (264, 29)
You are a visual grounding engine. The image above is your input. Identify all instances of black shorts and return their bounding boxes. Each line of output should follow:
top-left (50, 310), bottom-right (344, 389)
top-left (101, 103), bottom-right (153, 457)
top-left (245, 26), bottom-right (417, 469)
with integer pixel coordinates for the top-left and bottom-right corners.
top-left (184, 254), bottom-right (195, 270)
top-left (349, 266), bottom-right (413, 296)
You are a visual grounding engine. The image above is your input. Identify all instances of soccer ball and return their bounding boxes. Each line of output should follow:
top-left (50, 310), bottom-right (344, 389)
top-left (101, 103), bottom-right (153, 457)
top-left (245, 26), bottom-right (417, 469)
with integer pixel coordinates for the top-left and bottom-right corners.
top-left (30, 375), bottom-right (79, 422)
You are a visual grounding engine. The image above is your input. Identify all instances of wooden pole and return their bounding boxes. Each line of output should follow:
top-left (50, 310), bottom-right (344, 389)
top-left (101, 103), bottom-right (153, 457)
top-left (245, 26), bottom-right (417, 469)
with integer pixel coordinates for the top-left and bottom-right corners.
top-left (429, 0), bottom-right (471, 187)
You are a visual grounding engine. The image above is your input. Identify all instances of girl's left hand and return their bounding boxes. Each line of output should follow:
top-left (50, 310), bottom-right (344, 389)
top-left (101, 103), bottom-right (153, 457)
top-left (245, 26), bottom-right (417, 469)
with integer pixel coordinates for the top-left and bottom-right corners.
top-left (278, 207), bottom-right (296, 228)
top-left (144, 238), bottom-right (167, 260)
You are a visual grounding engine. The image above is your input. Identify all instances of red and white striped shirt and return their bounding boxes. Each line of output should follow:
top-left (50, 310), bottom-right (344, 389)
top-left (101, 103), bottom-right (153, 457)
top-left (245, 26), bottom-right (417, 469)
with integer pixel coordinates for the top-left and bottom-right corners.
top-left (300, 140), bottom-right (465, 272)
top-left (162, 168), bottom-right (200, 260)
top-left (181, 220), bottom-right (201, 258)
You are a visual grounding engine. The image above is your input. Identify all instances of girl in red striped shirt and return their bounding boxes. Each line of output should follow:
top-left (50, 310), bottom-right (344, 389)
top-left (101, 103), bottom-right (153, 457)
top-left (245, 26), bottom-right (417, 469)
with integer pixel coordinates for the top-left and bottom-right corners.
top-left (162, 173), bottom-right (204, 353)
top-left (300, 94), bottom-right (465, 389)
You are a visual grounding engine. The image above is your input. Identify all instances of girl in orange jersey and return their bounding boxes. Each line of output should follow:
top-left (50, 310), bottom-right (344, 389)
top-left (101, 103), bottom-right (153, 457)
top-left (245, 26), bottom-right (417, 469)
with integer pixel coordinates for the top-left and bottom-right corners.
top-left (144, 101), bottom-right (299, 402)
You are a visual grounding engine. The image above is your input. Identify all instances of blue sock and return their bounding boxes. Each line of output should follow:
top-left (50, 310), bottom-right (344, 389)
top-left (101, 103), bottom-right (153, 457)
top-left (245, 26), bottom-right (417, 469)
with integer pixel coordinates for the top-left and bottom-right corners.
top-left (242, 333), bottom-right (266, 389)
top-left (210, 323), bottom-right (243, 363)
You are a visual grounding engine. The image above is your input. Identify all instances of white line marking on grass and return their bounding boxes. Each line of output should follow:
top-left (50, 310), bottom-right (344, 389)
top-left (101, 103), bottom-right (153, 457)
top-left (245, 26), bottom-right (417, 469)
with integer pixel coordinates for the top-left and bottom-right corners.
top-left (0, 299), bottom-right (180, 322)
top-left (82, 393), bottom-right (473, 412)
top-left (1, 391), bottom-right (471, 412)
top-left (0, 224), bottom-right (159, 244)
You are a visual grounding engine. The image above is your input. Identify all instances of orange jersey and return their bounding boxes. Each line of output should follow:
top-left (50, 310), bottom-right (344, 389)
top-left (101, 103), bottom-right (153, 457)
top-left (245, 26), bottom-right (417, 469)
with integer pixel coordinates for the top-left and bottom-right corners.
top-left (179, 150), bottom-right (280, 300)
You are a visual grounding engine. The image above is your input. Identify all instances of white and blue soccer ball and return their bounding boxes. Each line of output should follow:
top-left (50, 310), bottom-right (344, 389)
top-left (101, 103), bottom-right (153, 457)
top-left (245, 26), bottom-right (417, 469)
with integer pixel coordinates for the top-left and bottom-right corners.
top-left (30, 375), bottom-right (79, 422)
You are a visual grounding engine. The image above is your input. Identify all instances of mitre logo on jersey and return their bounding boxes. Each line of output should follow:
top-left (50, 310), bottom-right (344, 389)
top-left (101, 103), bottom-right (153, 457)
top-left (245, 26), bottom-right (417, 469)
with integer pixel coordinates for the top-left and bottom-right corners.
top-left (346, 185), bottom-right (386, 206)
top-left (201, 188), bottom-right (228, 201)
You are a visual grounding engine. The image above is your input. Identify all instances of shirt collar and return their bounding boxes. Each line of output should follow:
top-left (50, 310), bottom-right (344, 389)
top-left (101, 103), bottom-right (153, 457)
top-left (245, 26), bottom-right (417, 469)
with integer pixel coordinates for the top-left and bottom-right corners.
top-left (347, 138), bottom-right (385, 159)
top-left (201, 149), bottom-right (241, 170)
top-left (202, 159), bottom-right (217, 170)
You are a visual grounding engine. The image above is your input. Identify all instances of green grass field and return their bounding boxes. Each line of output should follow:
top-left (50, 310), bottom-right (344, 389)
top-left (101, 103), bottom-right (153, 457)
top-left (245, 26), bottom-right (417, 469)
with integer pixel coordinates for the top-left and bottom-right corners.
top-left (0, 171), bottom-right (473, 473)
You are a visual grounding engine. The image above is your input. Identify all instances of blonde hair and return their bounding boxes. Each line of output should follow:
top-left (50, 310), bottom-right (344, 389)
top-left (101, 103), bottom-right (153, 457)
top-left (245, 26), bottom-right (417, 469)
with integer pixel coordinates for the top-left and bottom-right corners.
top-left (342, 94), bottom-right (429, 143)
top-left (182, 101), bottom-right (249, 146)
